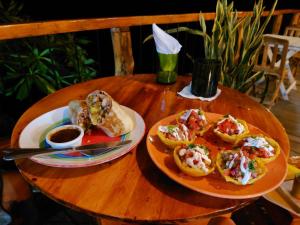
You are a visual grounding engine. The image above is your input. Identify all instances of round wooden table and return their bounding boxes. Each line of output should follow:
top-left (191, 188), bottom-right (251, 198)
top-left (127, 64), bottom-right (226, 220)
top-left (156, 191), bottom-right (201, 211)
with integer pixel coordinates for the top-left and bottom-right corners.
top-left (11, 74), bottom-right (290, 224)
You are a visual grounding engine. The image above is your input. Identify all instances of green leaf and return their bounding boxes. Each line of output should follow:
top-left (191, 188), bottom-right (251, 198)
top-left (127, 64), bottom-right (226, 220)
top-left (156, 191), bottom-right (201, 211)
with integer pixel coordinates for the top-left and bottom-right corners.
top-left (33, 47), bottom-right (39, 56)
top-left (199, 14), bottom-right (206, 34)
top-left (40, 48), bottom-right (50, 57)
top-left (239, 71), bottom-right (265, 91)
top-left (16, 79), bottom-right (31, 100)
top-left (34, 76), bottom-right (56, 94)
top-left (84, 58), bottom-right (95, 65)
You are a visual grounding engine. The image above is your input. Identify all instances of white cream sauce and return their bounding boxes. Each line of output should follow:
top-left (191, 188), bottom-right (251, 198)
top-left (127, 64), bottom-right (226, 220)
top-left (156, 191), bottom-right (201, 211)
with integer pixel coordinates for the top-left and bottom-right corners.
top-left (180, 109), bottom-right (206, 122)
top-left (158, 124), bottom-right (190, 141)
top-left (179, 145), bottom-right (211, 173)
top-left (243, 137), bottom-right (274, 156)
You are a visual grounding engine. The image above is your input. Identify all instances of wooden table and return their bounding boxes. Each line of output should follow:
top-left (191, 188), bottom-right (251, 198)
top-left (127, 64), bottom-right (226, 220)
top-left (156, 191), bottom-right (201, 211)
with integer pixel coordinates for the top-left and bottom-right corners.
top-left (11, 74), bottom-right (290, 225)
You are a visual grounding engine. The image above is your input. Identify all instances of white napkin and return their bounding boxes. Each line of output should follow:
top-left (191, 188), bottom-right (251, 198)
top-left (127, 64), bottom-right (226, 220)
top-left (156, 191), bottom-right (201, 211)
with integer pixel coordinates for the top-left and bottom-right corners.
top-left (152, 24), bottom-right (182, 54)
top-left (177, 82), bottom-right (221, 101)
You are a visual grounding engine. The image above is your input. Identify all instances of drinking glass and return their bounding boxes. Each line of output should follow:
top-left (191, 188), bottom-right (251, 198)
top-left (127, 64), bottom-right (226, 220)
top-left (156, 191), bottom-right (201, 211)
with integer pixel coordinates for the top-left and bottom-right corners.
top-left (157, 53), bottom-right (178, 84)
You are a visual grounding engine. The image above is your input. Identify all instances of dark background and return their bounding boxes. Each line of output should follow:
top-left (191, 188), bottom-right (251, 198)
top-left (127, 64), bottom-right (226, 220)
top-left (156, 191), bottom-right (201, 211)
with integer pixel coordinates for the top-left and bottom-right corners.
top-left (21, 0), bottom-right (300, 21)
top-left (1, 0), bottom-right (299, 136)
top-left (18, 0), bottom-right (300, 77)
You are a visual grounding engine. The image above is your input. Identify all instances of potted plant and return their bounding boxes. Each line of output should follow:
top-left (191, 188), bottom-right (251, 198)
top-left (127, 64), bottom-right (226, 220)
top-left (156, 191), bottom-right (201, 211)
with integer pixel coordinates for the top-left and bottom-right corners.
top-left (0, 0), bottom-right (97, 136)
top-left (146, 0), bottom-right (277, 96)
top-left (189, 0), bottom-right (224, 97)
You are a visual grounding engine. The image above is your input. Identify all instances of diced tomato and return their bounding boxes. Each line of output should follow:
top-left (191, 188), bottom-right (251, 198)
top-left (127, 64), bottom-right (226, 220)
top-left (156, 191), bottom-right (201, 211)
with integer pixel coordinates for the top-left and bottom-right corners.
top-left (185, 111), bottom-right (206, 132)
top-left (190, 110), bottom-right (199, 118)
top-left (241, 149), bottom-right (249, 157)
top-left (188, 117), bottom-right (199, 129)
top-left (223, 169), bottom-right (230, 176)
top-left (257, 148), bottom-right (269, 158)
top-left (187, 151), bottom-right (194, 158)
top-left (230, 169), bottom-right (237, 177)
top-left (241, 146), bottom-right (260, 159)
top-left (218, 119), bottom-right (239, 135)
top-left (165, 133), bottom-right (177, 140)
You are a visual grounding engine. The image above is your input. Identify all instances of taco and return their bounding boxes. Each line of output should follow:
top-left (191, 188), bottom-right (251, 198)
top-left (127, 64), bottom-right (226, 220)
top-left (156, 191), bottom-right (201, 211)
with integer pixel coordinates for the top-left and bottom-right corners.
top-left (216, 150), bottom-right (267, 185)
top-left (213, 114), bottom-right (249, 143)
top-left (176, 109), bottom-right (210, 136)
top-left (174, 144), bottom-right (214, 177)
top-left (157, 123), bottom-right (195, 149)
top-left (235, 134), bottom-right (280, 163)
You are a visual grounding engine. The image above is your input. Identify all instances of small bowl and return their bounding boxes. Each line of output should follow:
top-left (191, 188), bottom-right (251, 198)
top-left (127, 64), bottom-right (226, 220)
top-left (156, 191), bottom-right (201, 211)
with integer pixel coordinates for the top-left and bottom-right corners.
top-left (45, 125), bottom-right (84, 149)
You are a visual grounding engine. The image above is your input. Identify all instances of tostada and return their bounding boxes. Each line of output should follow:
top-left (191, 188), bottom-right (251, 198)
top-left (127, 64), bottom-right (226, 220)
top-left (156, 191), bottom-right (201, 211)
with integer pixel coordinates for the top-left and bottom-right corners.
top-left (234, 134), bottom-right (280, 163)
top-left (213, 114), bottom-right (249, 143)
top-left (157, 124), bottom-right (195, 149)
top-left (176, 109), bottom-right (210, 136)
top-left (216, 150), bottom-right (266, 185)
top-left (173, 144), bottom-right (215, 177)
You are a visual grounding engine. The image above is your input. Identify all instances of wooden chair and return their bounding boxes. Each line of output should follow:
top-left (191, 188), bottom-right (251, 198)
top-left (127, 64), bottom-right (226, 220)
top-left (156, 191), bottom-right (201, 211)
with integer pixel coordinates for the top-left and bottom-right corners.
top-left (284, 26), bottom-right (300, 78)
top-left (249, 36), bottom-right (289, 108)
top-left (284, 26), bottom-right (300, 37)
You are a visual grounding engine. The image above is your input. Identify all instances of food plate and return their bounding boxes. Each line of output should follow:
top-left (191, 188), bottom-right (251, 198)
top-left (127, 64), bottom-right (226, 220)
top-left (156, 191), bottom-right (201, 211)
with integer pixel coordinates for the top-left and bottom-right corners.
top-left (19, 106), bottom-right (145, 168)
top-left (146, 112), bottom-right (287, 199)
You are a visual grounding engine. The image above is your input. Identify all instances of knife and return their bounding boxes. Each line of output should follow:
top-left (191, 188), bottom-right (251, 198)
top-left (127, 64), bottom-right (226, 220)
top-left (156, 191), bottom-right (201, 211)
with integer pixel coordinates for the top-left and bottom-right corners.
top-left (2, 140), bottom-right (132, 161)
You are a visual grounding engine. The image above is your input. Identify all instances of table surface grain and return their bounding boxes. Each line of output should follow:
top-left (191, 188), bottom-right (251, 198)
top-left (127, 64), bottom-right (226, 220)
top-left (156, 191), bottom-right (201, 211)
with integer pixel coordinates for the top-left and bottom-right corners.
top-left (11, 74), bottom-right (290, 223)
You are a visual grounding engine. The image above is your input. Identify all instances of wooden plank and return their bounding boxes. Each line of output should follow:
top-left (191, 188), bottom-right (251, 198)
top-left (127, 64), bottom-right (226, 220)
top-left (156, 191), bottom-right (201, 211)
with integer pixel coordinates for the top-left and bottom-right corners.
top-left (0, 9), bottom-right (299, 41)
top-left (111, 27), bottom-right (134, 75)
top-left (290, 13), bottom-right (300, 26)
top-left (272, 15), bottom-right (283, 34)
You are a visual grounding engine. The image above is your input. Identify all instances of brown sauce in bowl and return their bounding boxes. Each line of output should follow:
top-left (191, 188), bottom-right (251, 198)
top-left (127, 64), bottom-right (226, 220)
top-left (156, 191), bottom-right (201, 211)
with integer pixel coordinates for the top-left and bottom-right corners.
top-left (50, 128), bottom-right (81, 143)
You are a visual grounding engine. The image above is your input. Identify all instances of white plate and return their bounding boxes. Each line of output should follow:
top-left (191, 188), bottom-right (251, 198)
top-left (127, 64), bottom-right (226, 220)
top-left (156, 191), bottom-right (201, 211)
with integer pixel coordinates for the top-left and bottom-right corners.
top-left (19, 106), bottom-right (145, 168)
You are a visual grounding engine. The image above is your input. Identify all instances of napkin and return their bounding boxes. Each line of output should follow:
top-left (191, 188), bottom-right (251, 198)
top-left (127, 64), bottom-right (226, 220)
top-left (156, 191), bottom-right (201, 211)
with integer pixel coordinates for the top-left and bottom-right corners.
top-left (152, 24), bottom-right (182, 54)
top-left (177, 82), bottom-right (221, 101)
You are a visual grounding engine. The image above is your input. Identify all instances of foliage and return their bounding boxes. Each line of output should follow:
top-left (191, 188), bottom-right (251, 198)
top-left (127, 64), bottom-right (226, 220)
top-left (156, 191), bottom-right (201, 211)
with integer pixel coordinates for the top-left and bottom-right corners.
top-left (0, 0), bottom-right (96, 100)
top-left (144, 0), bottom-right (277, 93)
top-left (222, 0), bottom-right (277, 92)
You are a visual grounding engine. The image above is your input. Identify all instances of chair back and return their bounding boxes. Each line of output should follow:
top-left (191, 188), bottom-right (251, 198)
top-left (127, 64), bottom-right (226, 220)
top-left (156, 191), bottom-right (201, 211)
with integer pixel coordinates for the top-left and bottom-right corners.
top-left (252, 36), bottom-right (289, 107)
top-left (284, 26), bottom-right (300, 37)
top-left (254, 36), bottom-right (289, 78)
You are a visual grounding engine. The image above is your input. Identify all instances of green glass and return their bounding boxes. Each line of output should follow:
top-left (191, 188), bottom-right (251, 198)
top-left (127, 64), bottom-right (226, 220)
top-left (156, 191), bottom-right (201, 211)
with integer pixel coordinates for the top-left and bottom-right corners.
top-left (157, 53), bottom-right (178, 84)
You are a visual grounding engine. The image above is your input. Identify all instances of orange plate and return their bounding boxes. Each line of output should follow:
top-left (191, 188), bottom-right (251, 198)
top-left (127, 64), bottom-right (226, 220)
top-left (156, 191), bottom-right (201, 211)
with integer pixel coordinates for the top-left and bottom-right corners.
top-left (146, 112), bottom-right (287, 199)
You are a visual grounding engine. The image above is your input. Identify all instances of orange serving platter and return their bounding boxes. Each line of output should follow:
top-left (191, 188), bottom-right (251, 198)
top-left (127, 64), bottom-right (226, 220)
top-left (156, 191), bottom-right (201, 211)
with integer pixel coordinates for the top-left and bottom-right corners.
top-left (146, 112), bottom-right (287, 199)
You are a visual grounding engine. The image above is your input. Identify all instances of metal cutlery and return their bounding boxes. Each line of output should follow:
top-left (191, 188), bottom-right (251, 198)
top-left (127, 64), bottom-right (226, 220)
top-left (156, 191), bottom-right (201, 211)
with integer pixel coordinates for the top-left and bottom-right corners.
top-left (3, 140), bottom-right (132, 160)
